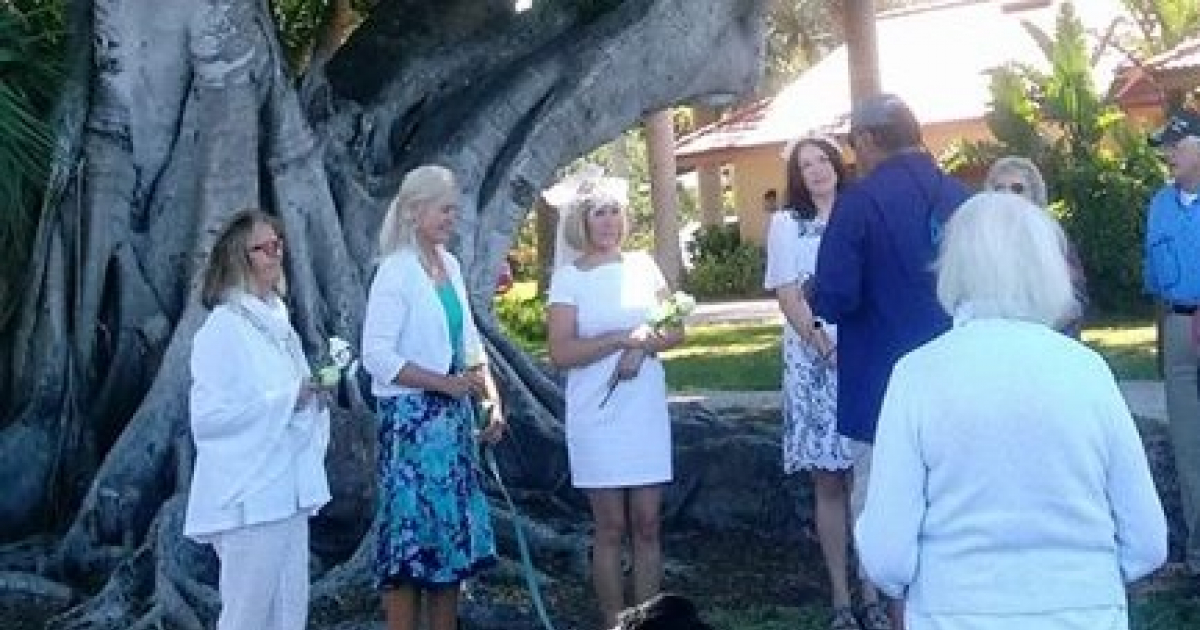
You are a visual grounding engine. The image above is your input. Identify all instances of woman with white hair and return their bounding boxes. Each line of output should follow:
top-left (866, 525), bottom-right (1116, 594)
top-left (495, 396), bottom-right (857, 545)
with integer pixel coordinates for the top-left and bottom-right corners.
top-left (361, 165), bottom-right (506, 630)
top-left (984, 155), bottom-right (1088, 336)
top-left (545, 167), bottom-right (685, 628)
top-left (855, 192), bottom-right (1167, 630)
top-left (984, 155), bottom-right (1048, 207)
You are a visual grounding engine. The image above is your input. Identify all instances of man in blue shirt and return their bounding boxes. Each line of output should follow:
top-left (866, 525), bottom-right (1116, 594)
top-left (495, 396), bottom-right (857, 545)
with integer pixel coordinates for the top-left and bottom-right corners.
top-left (1145, 108), bottom-right (1200, 582)
top-left (813, 94), bottom-right (969, 513)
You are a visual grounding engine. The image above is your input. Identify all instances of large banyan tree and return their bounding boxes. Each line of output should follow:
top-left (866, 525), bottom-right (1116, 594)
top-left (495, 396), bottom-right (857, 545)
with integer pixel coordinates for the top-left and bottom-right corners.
top-left (0, 0), bottom-right (769, 627)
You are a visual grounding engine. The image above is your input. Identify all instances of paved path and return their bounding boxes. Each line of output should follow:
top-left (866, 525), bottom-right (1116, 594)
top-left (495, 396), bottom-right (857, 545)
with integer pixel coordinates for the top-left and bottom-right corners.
top-left (674, 380), bottom-right (1167, 422)
top-left (690, 298), bottom-right (780, 325)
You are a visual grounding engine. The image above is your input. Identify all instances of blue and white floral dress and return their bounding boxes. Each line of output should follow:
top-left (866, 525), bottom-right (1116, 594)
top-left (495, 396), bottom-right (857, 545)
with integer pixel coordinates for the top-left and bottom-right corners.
top-left (764, 209), bottom-right (853, 472)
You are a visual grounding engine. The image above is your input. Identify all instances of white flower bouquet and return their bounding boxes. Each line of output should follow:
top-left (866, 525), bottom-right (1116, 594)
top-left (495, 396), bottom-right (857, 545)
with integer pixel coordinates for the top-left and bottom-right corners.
top-left (314, 336), bottom-right (355, 388)
top-left (600, 291), bottom-right (696, 408)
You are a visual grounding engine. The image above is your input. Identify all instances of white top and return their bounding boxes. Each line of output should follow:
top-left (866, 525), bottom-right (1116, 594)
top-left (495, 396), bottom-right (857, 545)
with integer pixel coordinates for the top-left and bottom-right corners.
top-left (548, 251), bottom-right (672, 488)
top-left (855, 317), bottom-right (1167, 614)
top-left (763, 210), bottom-right (836, 338)
top-left (361, 247), bottom-right (485, 397)
top-left (185, 294), bottom-right (331, 540)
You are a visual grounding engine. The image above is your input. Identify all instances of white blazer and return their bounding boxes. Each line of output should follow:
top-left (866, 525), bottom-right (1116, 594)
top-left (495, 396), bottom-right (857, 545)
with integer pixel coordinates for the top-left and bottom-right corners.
top-left (361, 247), bottom-right (486, 397)
top-left (184, 299), bottom-right (331, 540)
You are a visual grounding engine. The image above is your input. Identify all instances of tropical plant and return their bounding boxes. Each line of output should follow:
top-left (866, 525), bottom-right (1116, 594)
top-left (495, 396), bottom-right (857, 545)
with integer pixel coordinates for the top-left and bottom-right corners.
top-left (944, 3), bottom-right (1166, 311)
top-left (1121, 0), bottom-right (1200, 54)
top-left (0, 1), bottom-right (64, 317)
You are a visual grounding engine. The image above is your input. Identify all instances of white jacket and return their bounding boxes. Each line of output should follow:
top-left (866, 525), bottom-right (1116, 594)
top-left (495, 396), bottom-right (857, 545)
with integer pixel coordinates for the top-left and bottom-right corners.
top-left (184, 295), bottom-right (331, 540)
top-left (361, 247), bottom-right (485, 396)
top-left (856, 317), bottom-right (1167, 615)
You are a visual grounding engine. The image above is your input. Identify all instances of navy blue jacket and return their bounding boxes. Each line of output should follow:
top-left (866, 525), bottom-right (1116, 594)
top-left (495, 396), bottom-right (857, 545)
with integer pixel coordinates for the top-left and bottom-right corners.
top-left (813, 151), bottom-right (970, 443)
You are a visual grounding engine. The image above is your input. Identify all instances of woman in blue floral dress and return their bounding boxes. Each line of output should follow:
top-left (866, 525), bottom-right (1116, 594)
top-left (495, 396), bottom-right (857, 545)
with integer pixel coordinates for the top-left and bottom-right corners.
top-left (361, 165), bottom-right (507, 630)
top-left (765, 138), bottom-right (887, 630)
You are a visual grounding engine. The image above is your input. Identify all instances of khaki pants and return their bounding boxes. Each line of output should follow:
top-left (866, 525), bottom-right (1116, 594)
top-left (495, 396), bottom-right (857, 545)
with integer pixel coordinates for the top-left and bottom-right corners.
top-left (212, 513), bottom-right (310, 630)
top-left (1162, 313), bottom-right (1200, 573)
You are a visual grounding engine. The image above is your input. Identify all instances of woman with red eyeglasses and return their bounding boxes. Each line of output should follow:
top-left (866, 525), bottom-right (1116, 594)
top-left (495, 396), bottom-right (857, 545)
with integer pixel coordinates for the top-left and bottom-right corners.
top-left (184, 208), bottom-right (332, 630)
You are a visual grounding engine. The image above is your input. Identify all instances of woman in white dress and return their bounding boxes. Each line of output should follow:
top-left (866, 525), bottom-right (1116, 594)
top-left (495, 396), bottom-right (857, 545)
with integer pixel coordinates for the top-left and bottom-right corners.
top-left (765, 138), bottom-right (886, 630)
top-left (545, 169), bottom-right (686, 629)
top-left (856, 193), bottom-right (1167, 630)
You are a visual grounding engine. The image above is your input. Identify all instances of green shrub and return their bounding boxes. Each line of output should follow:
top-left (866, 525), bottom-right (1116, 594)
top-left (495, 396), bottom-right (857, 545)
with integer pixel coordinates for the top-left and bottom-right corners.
top-left (684, 224), bottom-right (766, 298)
top-left (494, 290), bottom-right (547, 350)
top-left (941, 3), bottom-right (1166, 314)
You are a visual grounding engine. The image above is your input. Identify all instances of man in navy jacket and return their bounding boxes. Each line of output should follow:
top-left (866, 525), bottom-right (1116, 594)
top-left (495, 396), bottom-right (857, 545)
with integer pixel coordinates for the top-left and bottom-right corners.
top-left (813, 93), bottom-right (969, 496)
top-left (813, 92), bottom-right (969, 630)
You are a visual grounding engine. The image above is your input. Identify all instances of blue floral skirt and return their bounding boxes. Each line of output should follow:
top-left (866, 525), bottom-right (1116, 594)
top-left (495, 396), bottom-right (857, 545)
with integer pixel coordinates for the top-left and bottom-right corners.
top-left (373, 393), bottom-right (496, 589)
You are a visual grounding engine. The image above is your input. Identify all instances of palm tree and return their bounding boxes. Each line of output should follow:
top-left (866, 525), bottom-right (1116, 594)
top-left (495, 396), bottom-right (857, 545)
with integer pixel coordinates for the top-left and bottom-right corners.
top-left (0, 1), bottom-right (63, 321)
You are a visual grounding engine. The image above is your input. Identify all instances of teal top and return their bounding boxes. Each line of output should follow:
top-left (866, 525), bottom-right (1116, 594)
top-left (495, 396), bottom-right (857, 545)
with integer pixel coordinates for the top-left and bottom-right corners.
top-left (435, 281), bottom-right (464, 370)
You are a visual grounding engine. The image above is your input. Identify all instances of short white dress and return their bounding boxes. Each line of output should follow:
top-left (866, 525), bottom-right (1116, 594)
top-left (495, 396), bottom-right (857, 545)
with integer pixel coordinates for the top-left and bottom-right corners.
top-left (764, 209), bottom-right (852, 472)
top-left (548, 251), bottom-right (673, 488)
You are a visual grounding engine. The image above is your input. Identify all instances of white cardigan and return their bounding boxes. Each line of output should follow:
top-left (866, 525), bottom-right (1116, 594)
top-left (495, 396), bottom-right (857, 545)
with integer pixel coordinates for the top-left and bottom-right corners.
top-left (184, 298), bottom-right (331, 540)
top-left (361, 247), bottom-right (485, 397)
top-left (855, 317), bottom-right (1167, 615)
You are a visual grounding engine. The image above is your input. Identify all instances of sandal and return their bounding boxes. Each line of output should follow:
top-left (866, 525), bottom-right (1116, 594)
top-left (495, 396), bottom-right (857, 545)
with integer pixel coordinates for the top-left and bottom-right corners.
top-left (859, 601), bottom-right (891, 630)
top-left (830, 606), bottom-right (862, 630)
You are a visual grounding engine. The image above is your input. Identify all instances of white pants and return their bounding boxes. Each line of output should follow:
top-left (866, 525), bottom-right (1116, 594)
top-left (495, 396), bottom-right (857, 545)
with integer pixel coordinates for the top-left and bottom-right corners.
top-left (211, 513), bottom-right (310, 630)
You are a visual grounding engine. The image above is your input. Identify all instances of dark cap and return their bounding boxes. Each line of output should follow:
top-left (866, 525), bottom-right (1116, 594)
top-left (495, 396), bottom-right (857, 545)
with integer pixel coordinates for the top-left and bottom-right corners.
top-left (850, 93), bottom-right (915, 131)
top-left (1150, 109), bottom-right (1200, 147)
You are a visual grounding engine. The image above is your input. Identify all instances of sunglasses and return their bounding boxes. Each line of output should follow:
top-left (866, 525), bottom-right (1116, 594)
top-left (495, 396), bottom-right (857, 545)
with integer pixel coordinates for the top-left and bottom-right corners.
top-left (992, 182), bottom-right (1027, 195)
top-left (249, 238), bottom-right (284, 256)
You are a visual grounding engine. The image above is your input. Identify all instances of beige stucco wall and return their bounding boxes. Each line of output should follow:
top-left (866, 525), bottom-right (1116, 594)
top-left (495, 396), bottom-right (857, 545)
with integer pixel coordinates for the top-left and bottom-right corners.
top-left (728, 143), bottom-right (788, 245)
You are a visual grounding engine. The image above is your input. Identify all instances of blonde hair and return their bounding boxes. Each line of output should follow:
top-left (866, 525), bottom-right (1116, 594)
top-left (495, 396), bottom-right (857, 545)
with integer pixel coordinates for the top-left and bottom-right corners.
top-left (936, 192), bottom-right (1078, 327)
top-left (379, 165), bottom-right (458, 256)
top-left (200, 209), bottom-right (284, 309)
top-left (985, 156), bottom-right (1048, 208)
top-left (558, 189), bottom-right (629, 253)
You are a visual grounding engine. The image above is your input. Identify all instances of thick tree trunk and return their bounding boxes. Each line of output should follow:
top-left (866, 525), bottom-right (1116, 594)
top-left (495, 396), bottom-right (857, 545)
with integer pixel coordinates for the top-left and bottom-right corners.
top-left (0, 0), bottom-right (769, 626)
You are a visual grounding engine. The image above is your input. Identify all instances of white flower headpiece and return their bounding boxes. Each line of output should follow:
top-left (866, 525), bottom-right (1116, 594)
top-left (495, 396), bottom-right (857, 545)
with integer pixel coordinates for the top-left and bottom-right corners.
top-left (543, 164), bottom-right (629, 269)
top-left (542, 163), bottom-right (628, 211)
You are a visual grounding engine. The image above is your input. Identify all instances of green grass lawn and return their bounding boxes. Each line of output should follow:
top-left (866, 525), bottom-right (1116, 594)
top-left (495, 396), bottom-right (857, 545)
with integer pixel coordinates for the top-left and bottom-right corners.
top-left (663, 323), bottom-right (782, 391)
top-left (660, 317), bottom-right (1159, 392)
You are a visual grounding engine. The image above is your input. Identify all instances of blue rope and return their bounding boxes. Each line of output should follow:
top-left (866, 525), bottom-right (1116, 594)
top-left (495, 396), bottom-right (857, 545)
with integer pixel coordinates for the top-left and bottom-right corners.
top-left (474, 401), bottom-right (559, 630)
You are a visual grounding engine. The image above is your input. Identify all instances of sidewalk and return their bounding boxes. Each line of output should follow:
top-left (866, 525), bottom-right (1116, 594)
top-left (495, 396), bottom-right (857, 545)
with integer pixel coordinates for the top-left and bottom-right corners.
top-left (690, 298), bottom-right (780, 325)
top-left (674, 381), bottom-right (1167, 423)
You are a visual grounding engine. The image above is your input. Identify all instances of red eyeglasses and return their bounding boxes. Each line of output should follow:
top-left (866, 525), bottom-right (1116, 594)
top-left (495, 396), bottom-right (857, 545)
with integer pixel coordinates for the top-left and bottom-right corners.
top-left (249, 238), bottom-right (284, 256)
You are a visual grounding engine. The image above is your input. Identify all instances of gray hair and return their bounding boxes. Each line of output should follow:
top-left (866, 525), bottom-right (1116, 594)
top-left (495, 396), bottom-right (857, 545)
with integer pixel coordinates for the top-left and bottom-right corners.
top-left (378, 165), bottom-right (458, 256)
top-left (936, 192), bottom-right (1078, 327)
top-left (985, 156), bottom-right (1048, 207)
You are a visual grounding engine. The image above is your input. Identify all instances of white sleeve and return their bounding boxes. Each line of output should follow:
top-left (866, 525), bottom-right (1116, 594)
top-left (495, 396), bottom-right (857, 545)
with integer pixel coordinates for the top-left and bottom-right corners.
top-left (764, 212), bottom-right (801, 290)
top-left (547, 266), bottom-right (577, 306)
top-left (855, 357), bottom-right (927, 599)
top-left (361, 258), bottom-right (411, 384)
top-left (1100, 378), bottom-right (1168, 582)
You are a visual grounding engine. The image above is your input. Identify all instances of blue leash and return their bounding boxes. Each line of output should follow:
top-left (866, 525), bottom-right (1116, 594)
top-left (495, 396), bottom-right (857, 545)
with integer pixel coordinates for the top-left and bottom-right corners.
top-left (475, 401), bottom-right (559, 630)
